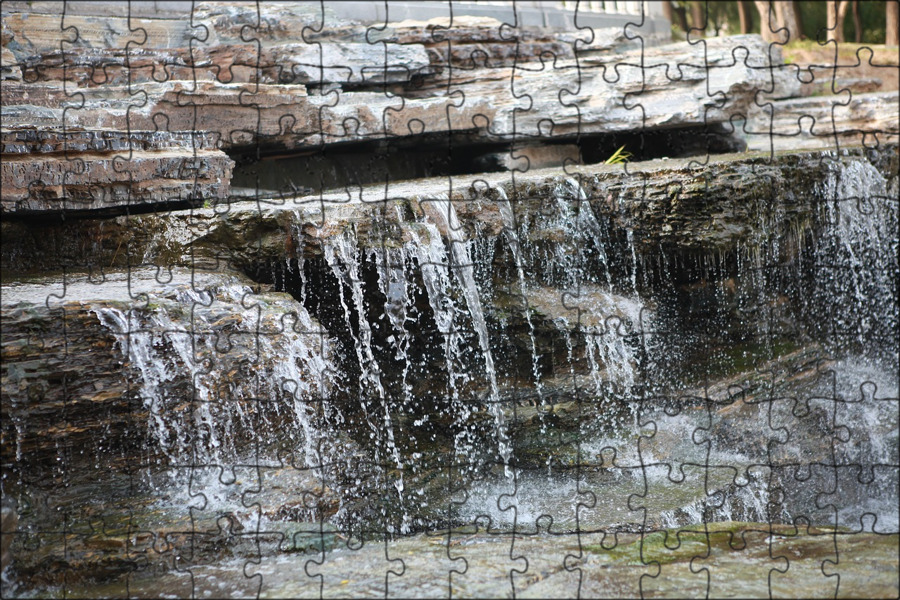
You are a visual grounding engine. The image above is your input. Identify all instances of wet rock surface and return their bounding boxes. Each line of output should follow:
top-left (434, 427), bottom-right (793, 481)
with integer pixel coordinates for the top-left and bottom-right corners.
top-left (1, 268), bottom-right (337, 483)
top-left (16, 520), bottom-right (899, 598)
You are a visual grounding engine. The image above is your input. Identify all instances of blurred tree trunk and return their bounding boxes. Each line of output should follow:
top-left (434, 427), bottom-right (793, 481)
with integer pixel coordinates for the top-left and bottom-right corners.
top-left (754, 1), bottom-right (801, 43)
top-left (672, 2), bottom-right (689, 33)
top-left (887, 1), bottom-right (899, 46)
top-left (775, 1), bottom-right (801, 42)
top-left (737, 0), bottom-right (754, 33)
top-left (851, 0), bottom-right (861, 42)
top-left (826, 1), bottom-right (851, 43)
top-left (754, 1), bottom-right (776, 41)
top-left (690, 1), bottom-right (706, 36)
top-left (793, 1), bottom-right (805, 39)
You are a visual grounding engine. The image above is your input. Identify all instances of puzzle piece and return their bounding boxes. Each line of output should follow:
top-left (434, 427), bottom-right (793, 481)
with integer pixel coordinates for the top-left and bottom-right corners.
top-left (1, 1), bottom-right (898, 598)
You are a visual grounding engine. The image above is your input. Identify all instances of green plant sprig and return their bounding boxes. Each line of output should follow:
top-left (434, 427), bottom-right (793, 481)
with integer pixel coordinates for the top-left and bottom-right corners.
top-left (604, 145), bottom-right (632, 165)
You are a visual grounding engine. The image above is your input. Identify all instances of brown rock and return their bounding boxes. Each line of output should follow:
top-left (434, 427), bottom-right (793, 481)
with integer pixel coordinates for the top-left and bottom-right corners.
top-left (745, 91), bottom-right (900, 151)
top-left (1, 147), bottom-right (232, 215)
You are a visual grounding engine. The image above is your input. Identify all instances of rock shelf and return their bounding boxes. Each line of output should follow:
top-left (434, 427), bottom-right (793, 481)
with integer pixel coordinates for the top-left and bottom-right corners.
top-left (8, 2), bottom-right (893, 216)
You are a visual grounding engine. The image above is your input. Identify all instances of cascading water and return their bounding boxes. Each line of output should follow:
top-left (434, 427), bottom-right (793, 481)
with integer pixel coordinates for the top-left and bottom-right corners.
top-left (4, 0), bottom-right (900, 588)
top-left (550, 177), bottom-right (652, 407)
top-left (420, 195), bottom-right (511, 467)
top-left (93, 278), bottom-right (334, 473)
top-left (78, 155), bottom-right (894, 538)
top-left (566, 177), bottom-right (614, 291)
top-left (405, 221), bottom-right (484, 463)
top-left (372, 244), bottom-right (414, 496)
top-left (4, 156), bottom-right (898, 600)
top-left (93, 306), bottom-right (187, 462)
top-left (495, 185), bottom-right (545, 400)
top-left (809, 159), bottom-right (898, 359)
top-left (30, 152), bottom-right (890, 599)
top-left (323, 230), bottom-right (405, 481)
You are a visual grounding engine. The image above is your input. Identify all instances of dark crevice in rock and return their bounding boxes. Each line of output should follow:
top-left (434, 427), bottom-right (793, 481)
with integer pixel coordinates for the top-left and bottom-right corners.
top-left (0, 197), bottom-right (207, 221)
top-left (578, 123), bottom-right (747, 163)
top-left (226, 125), bottom-right (747, 198)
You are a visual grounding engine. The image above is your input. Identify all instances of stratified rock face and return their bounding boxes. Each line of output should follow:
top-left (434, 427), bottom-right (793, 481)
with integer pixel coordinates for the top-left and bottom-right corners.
top-left (1, 298), bottom-right (146, 476)
top-left (0, 131), bottom-right (233, 214)
top-left (744, 90), bottom-right (900, 151)
top-left (4, 1), bottom-right (895, 217)
top-left (1, 33), bottom-right (796, 146)
top-left (1, 0), bottom-right (816, 216)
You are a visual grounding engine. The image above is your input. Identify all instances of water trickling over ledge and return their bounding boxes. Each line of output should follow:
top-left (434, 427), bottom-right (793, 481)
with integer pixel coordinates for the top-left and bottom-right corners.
top-left (1, 146), bottom-right (897, 593)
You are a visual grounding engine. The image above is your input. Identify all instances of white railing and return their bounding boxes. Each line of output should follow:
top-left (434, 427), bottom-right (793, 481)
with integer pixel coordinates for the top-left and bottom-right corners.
top-left (558, 1), bottom-right (649, 15)
top-left (414, 1), bottom-right (654, 17)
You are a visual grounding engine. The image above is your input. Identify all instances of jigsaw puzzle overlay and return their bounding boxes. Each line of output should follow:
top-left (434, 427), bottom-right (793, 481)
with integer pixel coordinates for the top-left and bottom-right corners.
top-left (1, 1), bottom-right (898, 597)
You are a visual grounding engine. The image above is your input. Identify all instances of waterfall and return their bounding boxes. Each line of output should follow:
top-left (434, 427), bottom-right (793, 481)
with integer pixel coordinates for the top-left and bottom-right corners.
top-left (324, 231), bottom-right (388, 403)
top-left (811, 159), bottom-right (898, 359)
top-left (322, 230), bottom-right (406, 494)
top-left (372, 243), bottom-right (414, 498)
top-left (563, 176), bottom-right (614, 290)
top-left (420, 195), bottom-right (511, 467)
top-left (406, 222), bottom-right (481, 459)
top-left (545, 178), bottom-right (652, 405)
top-left (495, 185), bottom-right (545, 399)
top-left (94, 306), bottom-right (186, 461)
top-left (93, 280), bottom-right (333, 469)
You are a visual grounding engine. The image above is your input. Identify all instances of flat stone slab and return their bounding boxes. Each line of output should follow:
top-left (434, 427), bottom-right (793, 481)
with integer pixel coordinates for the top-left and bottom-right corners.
top-left (1, 2), bottom-right (844, 219)
top-left (1, 145), bottom-right (233, 215)
top-left (745, 90), bottom-right (900, 152)
top-left (0, 35), bottom-right (799, 147)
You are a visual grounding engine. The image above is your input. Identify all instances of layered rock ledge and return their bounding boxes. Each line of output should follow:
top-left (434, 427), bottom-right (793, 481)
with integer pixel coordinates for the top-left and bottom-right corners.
top-left (3, 144), bottom-right (896, 275)
top-left (9, 2), bottom-right (894, 216)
